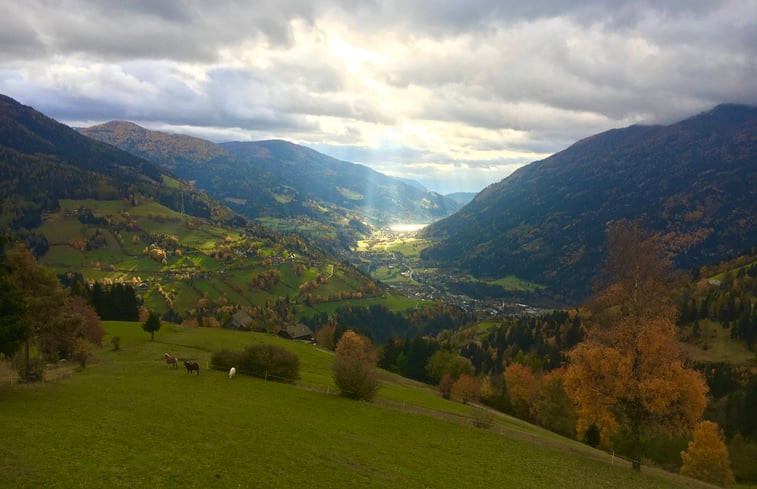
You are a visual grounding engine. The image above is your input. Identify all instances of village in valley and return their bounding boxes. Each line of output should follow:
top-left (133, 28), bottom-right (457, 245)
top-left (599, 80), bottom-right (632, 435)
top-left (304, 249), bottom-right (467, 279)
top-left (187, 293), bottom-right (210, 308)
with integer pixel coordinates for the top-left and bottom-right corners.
top-left (346, 226), bottom-right (545, 317)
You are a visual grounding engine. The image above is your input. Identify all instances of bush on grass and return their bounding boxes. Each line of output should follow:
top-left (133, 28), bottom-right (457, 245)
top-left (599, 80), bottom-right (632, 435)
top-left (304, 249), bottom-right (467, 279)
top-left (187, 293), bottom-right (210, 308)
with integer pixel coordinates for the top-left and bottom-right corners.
top-left (211, 345), bottom-right (300, 383)
top-left (471, 406), bottom-right (495, 429)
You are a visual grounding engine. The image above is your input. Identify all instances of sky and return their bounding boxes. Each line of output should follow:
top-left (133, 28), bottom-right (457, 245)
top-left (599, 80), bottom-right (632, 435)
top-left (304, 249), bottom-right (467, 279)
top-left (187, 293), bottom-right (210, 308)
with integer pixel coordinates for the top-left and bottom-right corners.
top-left (1, 1), bottom-right (756, 194)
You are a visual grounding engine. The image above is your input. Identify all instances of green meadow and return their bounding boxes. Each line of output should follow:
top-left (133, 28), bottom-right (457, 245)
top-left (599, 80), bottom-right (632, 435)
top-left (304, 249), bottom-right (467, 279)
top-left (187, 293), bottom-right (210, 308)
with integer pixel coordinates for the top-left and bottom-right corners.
top-left (0, 322), bottom-right (717, 489)
top-left (34, 198), bottom-right (405, 317)
top-left (485, 274), bottom-right (545, 292)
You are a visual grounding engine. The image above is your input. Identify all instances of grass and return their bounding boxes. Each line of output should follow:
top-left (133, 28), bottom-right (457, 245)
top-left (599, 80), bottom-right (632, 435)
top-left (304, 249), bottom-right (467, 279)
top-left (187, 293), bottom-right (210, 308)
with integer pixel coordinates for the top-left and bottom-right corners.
top-left (383, 237), bottom-right (432, 258)
top-left (355, 236), bottom-right (431, 258)
top-left (680, 320), bottom-right (756, 365)
top-left (33, 198), bottom-right (414, 320)
top-left (0, 323), bottom-right (718, 489)
top-left (299, 294), bottom-right (420, 317)
top-left (484, 274), bottom-right (545, 292)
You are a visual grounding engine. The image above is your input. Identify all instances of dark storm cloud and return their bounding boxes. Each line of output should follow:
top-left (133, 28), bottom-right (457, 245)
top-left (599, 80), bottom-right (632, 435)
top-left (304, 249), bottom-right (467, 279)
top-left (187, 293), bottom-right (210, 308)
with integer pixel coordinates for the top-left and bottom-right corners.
top-left (1, 0), bottom-right (319, 62)
top-left (337, 0), bottom-right (722, 34)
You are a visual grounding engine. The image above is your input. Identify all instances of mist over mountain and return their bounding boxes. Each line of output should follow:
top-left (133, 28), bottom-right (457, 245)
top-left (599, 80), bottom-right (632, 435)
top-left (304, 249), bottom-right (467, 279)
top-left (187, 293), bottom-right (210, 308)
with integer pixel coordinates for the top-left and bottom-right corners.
top-left (445, 192), bottom-right (478, 206)
top-left (422, 104), bottom-right (757, 304)
top-left (81, 122), bottom-right (460, 248)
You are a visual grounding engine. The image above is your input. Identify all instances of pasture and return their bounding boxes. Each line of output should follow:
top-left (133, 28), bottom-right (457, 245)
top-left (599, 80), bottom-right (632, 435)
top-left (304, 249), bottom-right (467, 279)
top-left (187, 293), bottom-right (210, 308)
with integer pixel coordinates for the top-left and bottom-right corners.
top-left (679, 319), bottom-right (756, 365)
top-left (0, 322), bottom-right (718, 489)
top-left (34, 198), bottom-right (403, 317)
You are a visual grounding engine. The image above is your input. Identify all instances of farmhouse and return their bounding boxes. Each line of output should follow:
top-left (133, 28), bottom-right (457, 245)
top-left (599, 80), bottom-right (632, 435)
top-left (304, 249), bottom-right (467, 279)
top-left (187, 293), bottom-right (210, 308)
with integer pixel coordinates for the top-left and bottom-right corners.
top-left (224, 310), bottom-right (254, 330)
top-left (277, 323), bottom-right (314, 342)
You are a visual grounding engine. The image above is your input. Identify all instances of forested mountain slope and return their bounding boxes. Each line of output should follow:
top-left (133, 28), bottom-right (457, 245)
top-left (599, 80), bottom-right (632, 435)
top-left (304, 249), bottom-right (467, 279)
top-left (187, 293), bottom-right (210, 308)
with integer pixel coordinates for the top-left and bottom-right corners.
top-left (0, 94), bottom-right (384, 319)
top-left (422, 104), bottom-right (757, 304)
top-left (0, 95), bottom-right (234, 237)
top-left (81, 122), bottom-right (460, 248)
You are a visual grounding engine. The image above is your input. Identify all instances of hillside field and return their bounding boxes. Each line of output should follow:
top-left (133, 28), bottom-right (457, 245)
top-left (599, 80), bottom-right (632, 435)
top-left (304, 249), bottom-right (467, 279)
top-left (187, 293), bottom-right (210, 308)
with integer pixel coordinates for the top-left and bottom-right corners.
top-left (33, 198), bottom-right (410, 319)
top-left (0, 322), bottom-right (722, 489)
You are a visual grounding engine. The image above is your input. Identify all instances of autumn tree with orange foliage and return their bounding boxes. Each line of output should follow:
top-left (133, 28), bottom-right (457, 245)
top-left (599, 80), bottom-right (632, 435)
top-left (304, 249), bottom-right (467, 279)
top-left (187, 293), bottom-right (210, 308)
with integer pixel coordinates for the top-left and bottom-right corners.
top-left (564, 221), bottom-right (708, 471)
top-left (680, 421), bottom-right (735, 487)
top-left (451, 374), bottom-right (480, 404)
top-left (314, 323), bottom-right (336, 350)
top-left (438, 373), bottom-right (455, 399)
top-left (504, 363), bottom-right (537, 419)
top-left (333, 330), bottom-right (380, 400)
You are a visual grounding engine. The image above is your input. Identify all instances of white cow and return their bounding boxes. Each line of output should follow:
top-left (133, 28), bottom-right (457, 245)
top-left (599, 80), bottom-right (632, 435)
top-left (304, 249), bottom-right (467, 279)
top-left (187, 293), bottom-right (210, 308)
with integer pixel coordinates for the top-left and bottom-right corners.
top-left (229, 367), bottom-right (236, 379)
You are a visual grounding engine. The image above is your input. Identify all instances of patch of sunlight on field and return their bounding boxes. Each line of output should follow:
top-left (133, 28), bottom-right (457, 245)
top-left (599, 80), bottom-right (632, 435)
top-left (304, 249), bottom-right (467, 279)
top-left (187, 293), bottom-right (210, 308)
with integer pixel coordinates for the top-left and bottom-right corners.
top-left (385, 237), bottom-right (433, 257)
top-left (486, 274), bottom-right (545, 291)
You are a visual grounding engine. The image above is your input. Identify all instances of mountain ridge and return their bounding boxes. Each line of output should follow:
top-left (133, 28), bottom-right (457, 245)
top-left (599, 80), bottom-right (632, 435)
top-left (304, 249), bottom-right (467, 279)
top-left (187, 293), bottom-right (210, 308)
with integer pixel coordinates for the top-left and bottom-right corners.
top-left (0, 93), bottom-right (386, 318)
top-left (0, 95), bottom-right (241, 237)
top-left (422, 103), bottom-right (757, 304)
top-left (81, 121), bottom-right (461, 247)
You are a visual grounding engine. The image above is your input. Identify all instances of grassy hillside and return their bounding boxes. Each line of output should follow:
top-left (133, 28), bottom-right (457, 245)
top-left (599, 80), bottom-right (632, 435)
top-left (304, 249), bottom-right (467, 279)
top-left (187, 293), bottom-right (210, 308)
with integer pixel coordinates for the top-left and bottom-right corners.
top-left (35, 198), bottom-right (393, 320)
top-left (0, 322), bottom-right (719, 489)
top-left (676, 253), bottom-right (757, 365)
top-left (423, 104), bottom-right (757, 305)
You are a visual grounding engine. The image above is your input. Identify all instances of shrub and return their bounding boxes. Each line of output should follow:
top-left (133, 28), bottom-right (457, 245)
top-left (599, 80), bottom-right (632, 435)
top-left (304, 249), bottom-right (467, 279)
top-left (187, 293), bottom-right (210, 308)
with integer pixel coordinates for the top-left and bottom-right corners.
top-left (728, 435), bottom-right (757, 483)
top-left (240, 344), bottom-right (300, 383)
top-left (471, 406), bottom-right (495, 429)
top-left (211, 345), bottom-right (300, 383)
top-left (333, 356), bottom-right (380, 400)
top-left (210, 349), bottom-right (244, 372)
top-left (451, 374), bottom-right (480, 404)
top-left (72, 338), bottom-right (92, 367)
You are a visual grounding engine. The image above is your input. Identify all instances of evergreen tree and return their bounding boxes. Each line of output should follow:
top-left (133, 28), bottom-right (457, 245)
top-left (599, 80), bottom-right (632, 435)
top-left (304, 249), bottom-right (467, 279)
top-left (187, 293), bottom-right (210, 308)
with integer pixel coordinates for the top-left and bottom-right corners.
top-left (142, 310), bottom-right (161, 341)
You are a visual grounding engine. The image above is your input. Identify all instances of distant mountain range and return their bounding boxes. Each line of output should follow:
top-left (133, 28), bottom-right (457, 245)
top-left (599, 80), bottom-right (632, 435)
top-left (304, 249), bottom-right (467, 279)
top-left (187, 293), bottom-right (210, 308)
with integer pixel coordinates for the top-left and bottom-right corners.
top-left (444, 192), bottom-right (478, 206)
top-left (6, 92), bottom-right (754, 308)
top-left (0, 94), bottom-right (381, 316)
top-left (422, 104), bottom-right (757, 303)
top-left (0, 95), bottom-right (239, 237)
top-left (81, 122), bottom-right (461, 248)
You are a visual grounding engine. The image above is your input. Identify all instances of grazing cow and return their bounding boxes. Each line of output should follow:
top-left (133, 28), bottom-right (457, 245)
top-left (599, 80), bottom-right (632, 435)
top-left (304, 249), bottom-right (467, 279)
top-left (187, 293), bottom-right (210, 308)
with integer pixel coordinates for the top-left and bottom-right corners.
top-left (184, 361), bottom-right (200, 375)
top-left (163, 353), bottom-right (178, 368)
top-left (229, 367), bottom-right (236, 379)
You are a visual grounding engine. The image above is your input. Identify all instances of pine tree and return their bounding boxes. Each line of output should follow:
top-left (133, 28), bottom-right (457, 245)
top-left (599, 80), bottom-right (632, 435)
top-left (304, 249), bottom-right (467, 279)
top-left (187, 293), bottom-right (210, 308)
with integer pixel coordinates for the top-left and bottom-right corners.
top-left (142, 310), bottom-right (161, 341)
